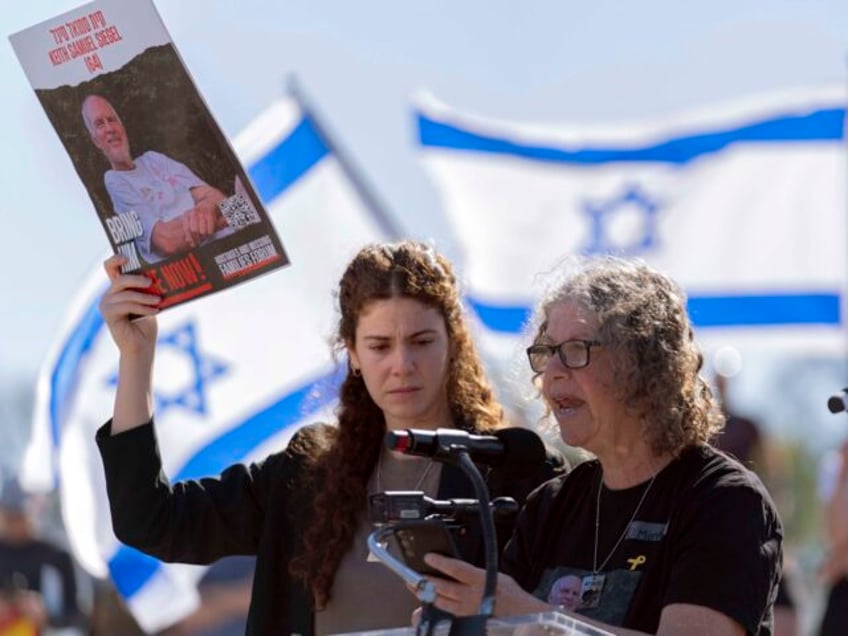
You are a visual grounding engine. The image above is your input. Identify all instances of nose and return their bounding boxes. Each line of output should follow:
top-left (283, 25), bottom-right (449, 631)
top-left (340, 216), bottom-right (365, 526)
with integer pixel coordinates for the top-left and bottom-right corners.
top-left (390, 344), bottom-right (416, 375)
top-left (542, 351), bottom-right (568, 373)
top-left (543, 351), bottom-right (570, 379)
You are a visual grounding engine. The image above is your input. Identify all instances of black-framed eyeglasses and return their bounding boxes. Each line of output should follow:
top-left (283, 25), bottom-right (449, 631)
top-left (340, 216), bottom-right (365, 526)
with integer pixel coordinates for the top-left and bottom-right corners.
top-left (525, 339), bottom-right (602, 373)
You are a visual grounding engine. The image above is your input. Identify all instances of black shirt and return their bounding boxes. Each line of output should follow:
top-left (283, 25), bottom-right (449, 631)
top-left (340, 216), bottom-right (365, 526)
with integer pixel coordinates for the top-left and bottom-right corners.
top-left (503, 445), bottom-right (782, 635)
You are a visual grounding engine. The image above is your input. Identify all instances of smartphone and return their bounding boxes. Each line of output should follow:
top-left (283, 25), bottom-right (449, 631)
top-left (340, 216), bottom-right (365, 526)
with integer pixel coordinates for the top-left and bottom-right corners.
top-left (393, 521), bottom-right (460, 579)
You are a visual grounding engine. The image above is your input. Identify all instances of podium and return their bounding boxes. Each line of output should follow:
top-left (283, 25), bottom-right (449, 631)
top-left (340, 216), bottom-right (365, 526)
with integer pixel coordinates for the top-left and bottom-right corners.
top-left (337, 611), bottom-right (614, 636)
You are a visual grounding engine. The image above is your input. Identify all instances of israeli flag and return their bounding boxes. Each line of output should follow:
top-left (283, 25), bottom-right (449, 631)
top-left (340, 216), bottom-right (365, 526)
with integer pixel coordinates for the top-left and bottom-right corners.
top-left (416, 88), bottom-right (847, 354)
top-left (22, 87), bottom-right (398, 632)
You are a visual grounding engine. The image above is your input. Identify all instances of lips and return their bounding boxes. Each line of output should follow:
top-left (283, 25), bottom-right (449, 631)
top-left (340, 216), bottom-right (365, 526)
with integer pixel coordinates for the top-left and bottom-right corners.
top-left (549, 394), bottom-right (583, 416)
top-left (389, 386), bottom-right (420, 395)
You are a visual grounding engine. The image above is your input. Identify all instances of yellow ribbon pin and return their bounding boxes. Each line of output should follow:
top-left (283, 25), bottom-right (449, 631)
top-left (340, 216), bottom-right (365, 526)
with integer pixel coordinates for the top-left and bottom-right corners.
top-left (627, 555), bottom-right (647, 571)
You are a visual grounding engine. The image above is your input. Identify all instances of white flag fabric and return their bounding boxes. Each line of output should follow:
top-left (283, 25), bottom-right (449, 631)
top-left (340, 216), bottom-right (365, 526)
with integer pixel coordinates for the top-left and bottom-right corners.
top-left (415, 88), bottom-right (848, 354)
top-left (22, 94), bottom-right (391, 633)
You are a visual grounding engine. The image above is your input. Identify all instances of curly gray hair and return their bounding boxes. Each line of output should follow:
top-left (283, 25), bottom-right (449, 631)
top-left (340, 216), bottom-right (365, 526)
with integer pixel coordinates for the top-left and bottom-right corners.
top-left (530, 255), bottom-right (724, 457)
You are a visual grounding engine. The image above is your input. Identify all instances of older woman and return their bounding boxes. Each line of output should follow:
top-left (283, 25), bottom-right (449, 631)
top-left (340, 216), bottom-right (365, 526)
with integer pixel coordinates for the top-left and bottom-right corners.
top-left (423, 256), bottom-right (782, 635)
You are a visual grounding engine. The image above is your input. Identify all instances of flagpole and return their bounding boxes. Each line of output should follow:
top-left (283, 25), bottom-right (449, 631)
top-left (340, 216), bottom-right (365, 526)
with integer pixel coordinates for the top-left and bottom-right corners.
top-left (286, 75), bottom-right (406, 241)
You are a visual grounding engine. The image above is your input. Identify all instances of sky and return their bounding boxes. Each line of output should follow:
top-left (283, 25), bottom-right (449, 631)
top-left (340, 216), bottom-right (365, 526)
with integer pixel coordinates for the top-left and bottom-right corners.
top-left (2, 0), bottom-right (848, 445)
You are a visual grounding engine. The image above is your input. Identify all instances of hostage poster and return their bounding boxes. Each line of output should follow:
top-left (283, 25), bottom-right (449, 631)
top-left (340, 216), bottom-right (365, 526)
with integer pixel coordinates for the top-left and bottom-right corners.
top-left (10, 0), bottom-right (289, 309)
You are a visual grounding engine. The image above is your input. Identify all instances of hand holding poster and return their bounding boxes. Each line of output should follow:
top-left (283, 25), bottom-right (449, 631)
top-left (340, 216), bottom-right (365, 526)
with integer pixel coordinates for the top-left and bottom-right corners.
top-left (10, 0), bottom-right (288, 310)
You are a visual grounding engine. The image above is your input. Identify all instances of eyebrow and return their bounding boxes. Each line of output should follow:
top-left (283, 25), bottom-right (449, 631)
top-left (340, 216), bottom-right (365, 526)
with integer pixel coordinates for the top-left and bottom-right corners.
top-left (361, 329), bottom-right (438, 341)
top-left (539, 334), bottom-right (594, 344)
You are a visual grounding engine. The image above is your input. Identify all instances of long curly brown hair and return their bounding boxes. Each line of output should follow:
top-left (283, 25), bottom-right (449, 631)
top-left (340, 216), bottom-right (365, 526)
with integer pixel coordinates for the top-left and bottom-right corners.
top-left (289, 240), bottom-right (503, 608)
top-left (530, 255), bottom-right (724, 457)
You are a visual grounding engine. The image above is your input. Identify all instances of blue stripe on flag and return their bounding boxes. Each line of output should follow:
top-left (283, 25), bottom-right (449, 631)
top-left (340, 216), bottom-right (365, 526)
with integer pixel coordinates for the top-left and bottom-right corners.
top-left (687, 293), bottom-right (842, 327)
top-left (109, 366), bottom-right (343, 598)
top-left (466, 298), bottom-right (531, 334)
top-left (107, 547), bottom-right (160, 600)
top-left (468, 292), bottom-right (842, 334)
top-left (417, 107), bottom-right (846, 165)
top-left (249, 116), bottom-right (329, 203)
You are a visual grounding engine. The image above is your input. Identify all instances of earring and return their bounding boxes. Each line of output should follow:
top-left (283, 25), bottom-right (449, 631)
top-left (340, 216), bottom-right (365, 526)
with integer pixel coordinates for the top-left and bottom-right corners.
top-left (351, 367), bottom-right (361, 378)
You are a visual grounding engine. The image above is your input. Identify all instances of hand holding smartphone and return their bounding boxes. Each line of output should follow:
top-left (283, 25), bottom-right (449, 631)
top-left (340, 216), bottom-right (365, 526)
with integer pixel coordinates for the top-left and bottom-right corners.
top-left (392, 521), bottom-right (460, 579)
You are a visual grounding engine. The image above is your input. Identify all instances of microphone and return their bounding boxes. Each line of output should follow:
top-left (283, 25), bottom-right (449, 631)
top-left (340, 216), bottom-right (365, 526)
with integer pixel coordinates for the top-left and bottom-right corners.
top-left (828, 388), bottom-right (848, 414)
top-left (385, 427), bottom-right (546, 477)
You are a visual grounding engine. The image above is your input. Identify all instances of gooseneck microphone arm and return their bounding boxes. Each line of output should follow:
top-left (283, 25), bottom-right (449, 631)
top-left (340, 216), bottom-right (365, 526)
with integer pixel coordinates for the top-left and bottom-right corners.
top-left (417, 434), bottom-right (497, 636)
top-left (449, 447), bottom-right (498, 618)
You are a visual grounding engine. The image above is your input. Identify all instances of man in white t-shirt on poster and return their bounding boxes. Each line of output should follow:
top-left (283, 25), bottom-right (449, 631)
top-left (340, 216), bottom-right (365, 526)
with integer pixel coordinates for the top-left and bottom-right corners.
top-left (81, 94), bottom-right (234, 264)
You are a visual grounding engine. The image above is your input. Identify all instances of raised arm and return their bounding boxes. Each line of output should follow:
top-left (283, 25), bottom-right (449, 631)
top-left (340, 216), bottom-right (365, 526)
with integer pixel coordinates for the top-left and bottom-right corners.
top-left (98, 254), bottom-right (161, 434)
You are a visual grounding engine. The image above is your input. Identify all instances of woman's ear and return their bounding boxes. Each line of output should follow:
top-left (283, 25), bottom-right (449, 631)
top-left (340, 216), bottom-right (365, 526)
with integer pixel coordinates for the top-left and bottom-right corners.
top-left (347, 345), bottom-right (361, 374)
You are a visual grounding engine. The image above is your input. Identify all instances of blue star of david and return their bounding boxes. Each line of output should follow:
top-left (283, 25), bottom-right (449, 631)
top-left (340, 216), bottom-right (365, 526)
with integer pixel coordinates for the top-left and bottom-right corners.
top-left (106, 321), bottom-right (229, 418)
top-left (580, 183), bottom-right (662, 256)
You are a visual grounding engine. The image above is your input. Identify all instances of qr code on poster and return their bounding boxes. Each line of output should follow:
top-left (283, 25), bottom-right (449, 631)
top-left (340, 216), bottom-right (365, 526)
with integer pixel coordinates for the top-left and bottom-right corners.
top-left (219, 193), bottom-right (260, 229)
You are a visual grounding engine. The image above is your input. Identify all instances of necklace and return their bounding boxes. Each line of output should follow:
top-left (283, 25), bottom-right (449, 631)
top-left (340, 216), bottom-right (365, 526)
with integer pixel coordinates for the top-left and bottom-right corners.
top-left (581, 470), bottom-right (656, 609)
top-left (375, 449), bottom-right (435, 493)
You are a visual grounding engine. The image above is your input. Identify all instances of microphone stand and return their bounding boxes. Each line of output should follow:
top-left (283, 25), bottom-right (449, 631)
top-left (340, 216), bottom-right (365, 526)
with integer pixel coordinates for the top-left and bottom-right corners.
top-left (438, 446), bottom-right (497, 636)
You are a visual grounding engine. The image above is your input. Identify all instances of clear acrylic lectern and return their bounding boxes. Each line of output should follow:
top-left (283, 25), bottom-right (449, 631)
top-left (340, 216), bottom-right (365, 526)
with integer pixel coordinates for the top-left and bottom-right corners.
top-left (337, 611), bottom-right (613, 636)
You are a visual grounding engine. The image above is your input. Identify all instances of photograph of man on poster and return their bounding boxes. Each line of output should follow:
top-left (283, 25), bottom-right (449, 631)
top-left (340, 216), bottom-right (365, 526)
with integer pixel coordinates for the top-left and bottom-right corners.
top-left (81, 93), bottom-right (238, 265)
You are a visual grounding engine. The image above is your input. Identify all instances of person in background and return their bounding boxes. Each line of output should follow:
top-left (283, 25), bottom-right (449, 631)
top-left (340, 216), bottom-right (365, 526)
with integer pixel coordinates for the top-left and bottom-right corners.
top-left (0, 477), bottom-right (88, 634)
top-left (95, 240), bottom-right (565, 634)
top-left (713, 370), bottom-right (798, 636)
top-left (713, 372), bottom-right (764, 470)
top-left (0, 582), bottom-right (42, 635)
top-left (421, 255), bottom-right (782, 635)
top-left (88, 577), bottom-right (146, 636)
top-left (816, 438), bottom-right (848, 636)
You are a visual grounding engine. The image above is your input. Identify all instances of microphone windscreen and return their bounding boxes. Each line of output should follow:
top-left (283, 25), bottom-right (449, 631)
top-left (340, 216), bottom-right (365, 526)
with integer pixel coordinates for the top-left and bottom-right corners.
top-left (492, 427), bottom-right (546, 478)
top-left (385, 430), bottom-right (412, 452)
top-left (828, 395), bottom-right (846, 414)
